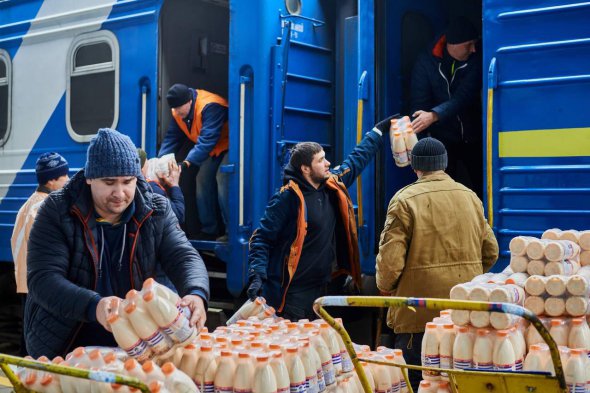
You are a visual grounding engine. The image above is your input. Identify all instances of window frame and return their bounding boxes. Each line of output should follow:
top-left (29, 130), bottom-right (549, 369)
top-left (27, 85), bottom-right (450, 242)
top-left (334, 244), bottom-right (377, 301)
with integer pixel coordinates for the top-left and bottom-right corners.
top-left (0, 49), bottom-right (12, 148)
top-left (66, 30), bottom-right (120, 142)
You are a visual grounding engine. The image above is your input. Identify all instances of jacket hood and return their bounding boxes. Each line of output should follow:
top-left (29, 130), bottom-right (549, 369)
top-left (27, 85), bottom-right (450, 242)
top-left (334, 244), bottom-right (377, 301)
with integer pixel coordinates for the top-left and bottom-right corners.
top-left (282, 163), bottom-right (321, 192)
top-left (432, 35), bottom-right (447, 58)
top-left (63, 170), bottom-right (154, 222)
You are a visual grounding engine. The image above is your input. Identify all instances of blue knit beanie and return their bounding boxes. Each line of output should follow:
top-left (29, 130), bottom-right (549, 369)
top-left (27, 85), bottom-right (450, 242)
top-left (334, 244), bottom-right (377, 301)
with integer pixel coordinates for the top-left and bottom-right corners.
top-left (85, 128), bottom-right (141, 179)
top-left (36, 152), bottom-right (69, 185)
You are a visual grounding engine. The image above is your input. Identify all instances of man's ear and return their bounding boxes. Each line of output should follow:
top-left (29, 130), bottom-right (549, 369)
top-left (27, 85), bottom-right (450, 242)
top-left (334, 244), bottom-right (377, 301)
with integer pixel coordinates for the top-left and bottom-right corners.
top-left (300, 165), bottom-right (310, 175)
top-left (86, 179), bottom-right (92, 185)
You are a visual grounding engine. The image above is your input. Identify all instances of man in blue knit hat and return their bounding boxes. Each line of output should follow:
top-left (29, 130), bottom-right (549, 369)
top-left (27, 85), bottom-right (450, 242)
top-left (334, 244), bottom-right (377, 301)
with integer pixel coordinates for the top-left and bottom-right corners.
top-left (25, 128), bottom-right (210, 358)
top-left (376, 137), bottom-right (498, 392)
top-left (11, 152), bottom-right (69, 354)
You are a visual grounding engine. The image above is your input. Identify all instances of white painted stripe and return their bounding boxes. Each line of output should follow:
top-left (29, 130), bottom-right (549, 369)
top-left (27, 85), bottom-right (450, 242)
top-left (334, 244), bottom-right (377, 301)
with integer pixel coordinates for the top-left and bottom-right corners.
top-left (0, 0), bottom-right (115, 201)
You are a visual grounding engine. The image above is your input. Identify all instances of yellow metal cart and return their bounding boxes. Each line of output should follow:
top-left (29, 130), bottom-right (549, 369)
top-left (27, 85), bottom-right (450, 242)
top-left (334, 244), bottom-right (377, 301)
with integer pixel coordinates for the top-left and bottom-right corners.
top-left (0, 354), bottom-right (150, 393)
top-left (314, 296), bottom-right (567, 393)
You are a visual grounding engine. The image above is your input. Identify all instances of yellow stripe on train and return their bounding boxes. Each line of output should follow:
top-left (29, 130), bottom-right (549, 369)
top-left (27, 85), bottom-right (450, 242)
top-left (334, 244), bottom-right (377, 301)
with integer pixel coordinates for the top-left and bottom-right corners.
top-left (499, 127), bottom-right (590, 157)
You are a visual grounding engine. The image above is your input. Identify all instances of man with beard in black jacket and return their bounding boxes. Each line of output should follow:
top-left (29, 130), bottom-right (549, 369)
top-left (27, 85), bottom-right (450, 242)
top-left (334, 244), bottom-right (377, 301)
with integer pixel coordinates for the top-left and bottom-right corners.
top-left (246, 116), bottom-right (395, 321)
top-left (25, 128), bottom-right (209, 358)
top-left (410, 16), bottom-right (483, 198)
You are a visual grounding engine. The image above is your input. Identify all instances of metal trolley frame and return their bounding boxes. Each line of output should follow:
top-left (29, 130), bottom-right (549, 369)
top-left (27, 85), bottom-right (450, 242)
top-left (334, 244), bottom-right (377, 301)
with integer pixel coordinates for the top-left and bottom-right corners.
top-left (313, 296), bottom-right (567, 393)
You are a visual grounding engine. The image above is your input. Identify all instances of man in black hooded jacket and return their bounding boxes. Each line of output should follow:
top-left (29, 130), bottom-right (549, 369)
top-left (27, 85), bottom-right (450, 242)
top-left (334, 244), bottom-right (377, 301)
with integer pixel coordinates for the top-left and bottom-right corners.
top-left (410, 16), bottom-right (483, 198)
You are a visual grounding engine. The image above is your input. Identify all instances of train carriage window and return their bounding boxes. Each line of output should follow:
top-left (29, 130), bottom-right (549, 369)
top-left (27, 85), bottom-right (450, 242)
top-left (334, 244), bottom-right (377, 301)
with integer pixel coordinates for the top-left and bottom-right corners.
top-left (0, 50), bottom-right (11, 147)
top-left (66, 31), bottom-right (119, 142)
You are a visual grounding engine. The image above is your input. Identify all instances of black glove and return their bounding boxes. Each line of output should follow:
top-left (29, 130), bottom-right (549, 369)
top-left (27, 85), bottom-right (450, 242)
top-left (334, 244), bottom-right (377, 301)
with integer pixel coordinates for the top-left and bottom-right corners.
top-left (246, 275), bottom-right (263, 300)
top-left (373, 114), bottom-right (400, 134)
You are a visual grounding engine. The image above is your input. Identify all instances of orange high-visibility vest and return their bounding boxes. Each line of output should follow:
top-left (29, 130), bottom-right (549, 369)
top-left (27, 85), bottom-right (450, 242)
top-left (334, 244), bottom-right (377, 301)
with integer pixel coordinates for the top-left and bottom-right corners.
top-left (171, 89), bottom-right (229, 157)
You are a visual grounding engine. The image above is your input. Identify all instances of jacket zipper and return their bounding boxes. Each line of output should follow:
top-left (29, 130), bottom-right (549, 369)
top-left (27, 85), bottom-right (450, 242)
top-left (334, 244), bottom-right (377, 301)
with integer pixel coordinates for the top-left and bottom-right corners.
top-left (65, 207), bottom-right (100, 354)
top-left (129, 211), bottom-right (153, 288)
top-left (438, 63), bottom-right (468, 140)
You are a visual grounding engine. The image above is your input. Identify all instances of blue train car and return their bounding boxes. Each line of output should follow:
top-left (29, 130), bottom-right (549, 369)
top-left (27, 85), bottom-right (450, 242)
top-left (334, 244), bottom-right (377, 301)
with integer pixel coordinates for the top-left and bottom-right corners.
top-left (0, 0), bottom-right (588, 302)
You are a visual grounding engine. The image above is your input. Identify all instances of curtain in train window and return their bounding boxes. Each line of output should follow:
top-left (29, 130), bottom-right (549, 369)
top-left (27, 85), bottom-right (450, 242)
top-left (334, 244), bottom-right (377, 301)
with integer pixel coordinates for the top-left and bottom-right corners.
top-left (67, 31), bottom-right (119, 141)
top-left (0, 50), bottom-right (11, 147)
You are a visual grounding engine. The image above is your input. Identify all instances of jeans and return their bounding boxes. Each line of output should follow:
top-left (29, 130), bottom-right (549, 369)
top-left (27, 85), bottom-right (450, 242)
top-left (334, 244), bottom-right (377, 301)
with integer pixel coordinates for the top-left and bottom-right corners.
top-left (196, 151), bottom-right (228, 235)
top-left (393, 332), bottom-right (424, 393)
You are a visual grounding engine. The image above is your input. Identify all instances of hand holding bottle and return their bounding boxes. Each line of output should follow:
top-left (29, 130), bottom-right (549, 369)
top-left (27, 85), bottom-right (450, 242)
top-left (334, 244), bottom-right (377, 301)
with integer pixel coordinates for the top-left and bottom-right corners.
top-left (247, 274), bottom-right (264, 300)
top-left (373, 114), bottom-right (400, 135)
top-left (179, 294), bottom-right (207, 331)
top-left (411, 110), bottom-right (439, 133)
top-left (96, 296), bottom-right (122, 332)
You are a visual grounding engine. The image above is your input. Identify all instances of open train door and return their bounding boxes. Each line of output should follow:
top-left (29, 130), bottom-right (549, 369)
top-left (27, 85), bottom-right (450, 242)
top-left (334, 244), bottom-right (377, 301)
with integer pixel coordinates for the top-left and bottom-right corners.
top-left (483, 1), bottom-right (590, 269)
top-left (341, 0), bottom-right (380, 276)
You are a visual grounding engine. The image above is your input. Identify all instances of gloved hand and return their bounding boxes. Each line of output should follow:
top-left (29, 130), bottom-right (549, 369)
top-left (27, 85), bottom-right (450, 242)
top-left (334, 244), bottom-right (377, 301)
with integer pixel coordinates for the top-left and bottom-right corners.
top-left (373, 114), bottom-right (400, 135)
top-left (246, 275), bottom-right (264, 300)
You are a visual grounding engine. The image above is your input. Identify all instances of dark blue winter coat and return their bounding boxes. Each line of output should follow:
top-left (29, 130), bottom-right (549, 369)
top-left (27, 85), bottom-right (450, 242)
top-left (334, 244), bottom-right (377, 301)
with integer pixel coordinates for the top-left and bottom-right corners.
top-left (25, 170), bottom-right (209, 358)
top-left (149, 181), bottom-right (185, 224)
top-left (410, 35), bottom-right (482, 146)
top-left (247, 130), bottom-right (383, 312)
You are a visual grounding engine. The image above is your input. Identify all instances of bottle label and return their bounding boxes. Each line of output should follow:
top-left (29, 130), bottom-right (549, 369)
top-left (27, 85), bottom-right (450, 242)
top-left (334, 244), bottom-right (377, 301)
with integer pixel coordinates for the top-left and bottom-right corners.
top-left (278, 388), bottom-right (290, 393)
top-left (393, 150), bottom-right (409, 166)
top-left (567, 383), bottom-right (585, 393)
top-left (392, 381), bottom-right (401, 393)
top-left (143, 329), bottom-right (171, 355)
top-left (202, 381), bottom-right (215, 393)
top-left (440, 355), bottom-right (453, 369)
top-left (305, 376), bottom-right (319, 393)
top-left (423, 354), bottom-right (440, 368)
top-left (473, 361), bottom-right (493, 370)
top-left (321, 362), bottom-right (335, 386)
top-left (494, 363), bottom-right (514, 371)
top-left (290, 381), bottom-right (306, 393)
top-left (331, 353), bottom-right (342, 367)
top-left (176, 302), bottom-right (192, 320)
top-left (510, 287), bottom-right (524, 304)
top-left (515, 358), bottom-right (523, 371)
top-left (162, 311), bottom-right (195, 344)
top-left (124, 339), bottom-right (152, 362)
top-left (453, 358), bottom-right (472, 370)
top-left (316, 369), bottom-right (326, 392)
top-left (234, 389), bottom-right (252, 393)
top-left (215, 386), bottom-right (233, 393)
top-left (341, 352), bottom-right (353, 373)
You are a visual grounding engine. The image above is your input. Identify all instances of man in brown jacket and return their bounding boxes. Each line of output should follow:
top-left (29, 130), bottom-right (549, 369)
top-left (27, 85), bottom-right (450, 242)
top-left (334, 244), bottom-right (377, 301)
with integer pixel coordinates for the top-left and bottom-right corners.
top-left (376, 137), bottom-right (498, 390)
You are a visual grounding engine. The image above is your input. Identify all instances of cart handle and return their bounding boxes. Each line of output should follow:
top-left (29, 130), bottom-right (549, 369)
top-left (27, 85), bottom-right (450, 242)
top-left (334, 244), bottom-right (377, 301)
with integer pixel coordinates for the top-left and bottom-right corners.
top-left (0, 354), bottom-right (150, 393)
top-left (313, 296), bottom-right (566, 393)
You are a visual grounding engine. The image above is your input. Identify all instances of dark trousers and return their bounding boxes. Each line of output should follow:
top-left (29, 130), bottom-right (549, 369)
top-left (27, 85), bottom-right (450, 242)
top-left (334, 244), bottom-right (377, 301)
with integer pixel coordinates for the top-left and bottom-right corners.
top-left (278, 285), bottom-right (328, 321)
top-left (445, 142), bottom-right (483, 200)
top-left (393, 332), bottom-right (424, 393)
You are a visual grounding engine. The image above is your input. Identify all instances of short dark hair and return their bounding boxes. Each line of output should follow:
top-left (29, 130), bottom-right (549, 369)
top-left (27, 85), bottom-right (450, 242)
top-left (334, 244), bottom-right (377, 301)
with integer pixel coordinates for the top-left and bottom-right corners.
top-left (289, 142), bottom-right (323, 172)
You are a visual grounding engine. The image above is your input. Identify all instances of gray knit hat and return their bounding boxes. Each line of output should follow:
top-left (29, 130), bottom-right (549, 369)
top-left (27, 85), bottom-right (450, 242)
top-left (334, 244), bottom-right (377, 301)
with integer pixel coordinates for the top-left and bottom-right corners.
top-left (410, 137), bottom-right (448, 171)
top-left (85, 128), bottom-right (141, 179)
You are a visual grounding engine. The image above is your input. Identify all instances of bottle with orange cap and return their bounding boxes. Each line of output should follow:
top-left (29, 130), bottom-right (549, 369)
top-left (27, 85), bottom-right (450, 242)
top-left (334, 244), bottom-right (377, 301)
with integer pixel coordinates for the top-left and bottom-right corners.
top-left (124, 298), bottom-right (173, 357)
top-left (284, 345), bottom-right (306, 393)
top-left (214, 349), bottom-right (237, 393)
top-left (194, 345), bottom-right (217, 390)
top-left (142, 360), bottom-right (166, 385)
top-left (178, 344), bottom-right (199, 381)
top-left (108, 312), bottom-right (154, 363)
top-left (253, 354), bottom-right (278, 393)
top-left (143, 288), bottom-right (196, 345)
top-left (235, 351), bottom-right (255, 393)
top-left (492, 330), bottom-right (515, 371)
top-left (161, 362), bottom-right (199, 393)
top-left (227, 297), bottom-right (267, 325)
top-left (565, 348), bottom-right (587, 393)
top-left (148, 380), bottom-right (171, 393)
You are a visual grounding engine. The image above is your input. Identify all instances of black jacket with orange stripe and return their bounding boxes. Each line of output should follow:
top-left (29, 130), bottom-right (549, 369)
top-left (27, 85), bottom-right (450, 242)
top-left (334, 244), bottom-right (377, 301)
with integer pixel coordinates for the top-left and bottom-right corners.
top-left (247, 130), bottom-right (383, 314)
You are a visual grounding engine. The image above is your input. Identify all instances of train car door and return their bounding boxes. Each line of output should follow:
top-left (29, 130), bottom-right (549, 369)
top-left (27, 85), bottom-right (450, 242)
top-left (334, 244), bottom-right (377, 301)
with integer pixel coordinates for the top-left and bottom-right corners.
top-left (483, 1), bottom-right (590, 269)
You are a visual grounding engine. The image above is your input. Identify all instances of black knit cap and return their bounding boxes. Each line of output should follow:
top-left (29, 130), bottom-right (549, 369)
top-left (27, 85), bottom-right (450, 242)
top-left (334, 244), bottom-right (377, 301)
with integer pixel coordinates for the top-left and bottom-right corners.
top-left (411, 137), bottom-right (448, 172)
top-left (446, 16), bottom-right (478, 44)
top-left (166, 84), bottom-right (192, 108)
